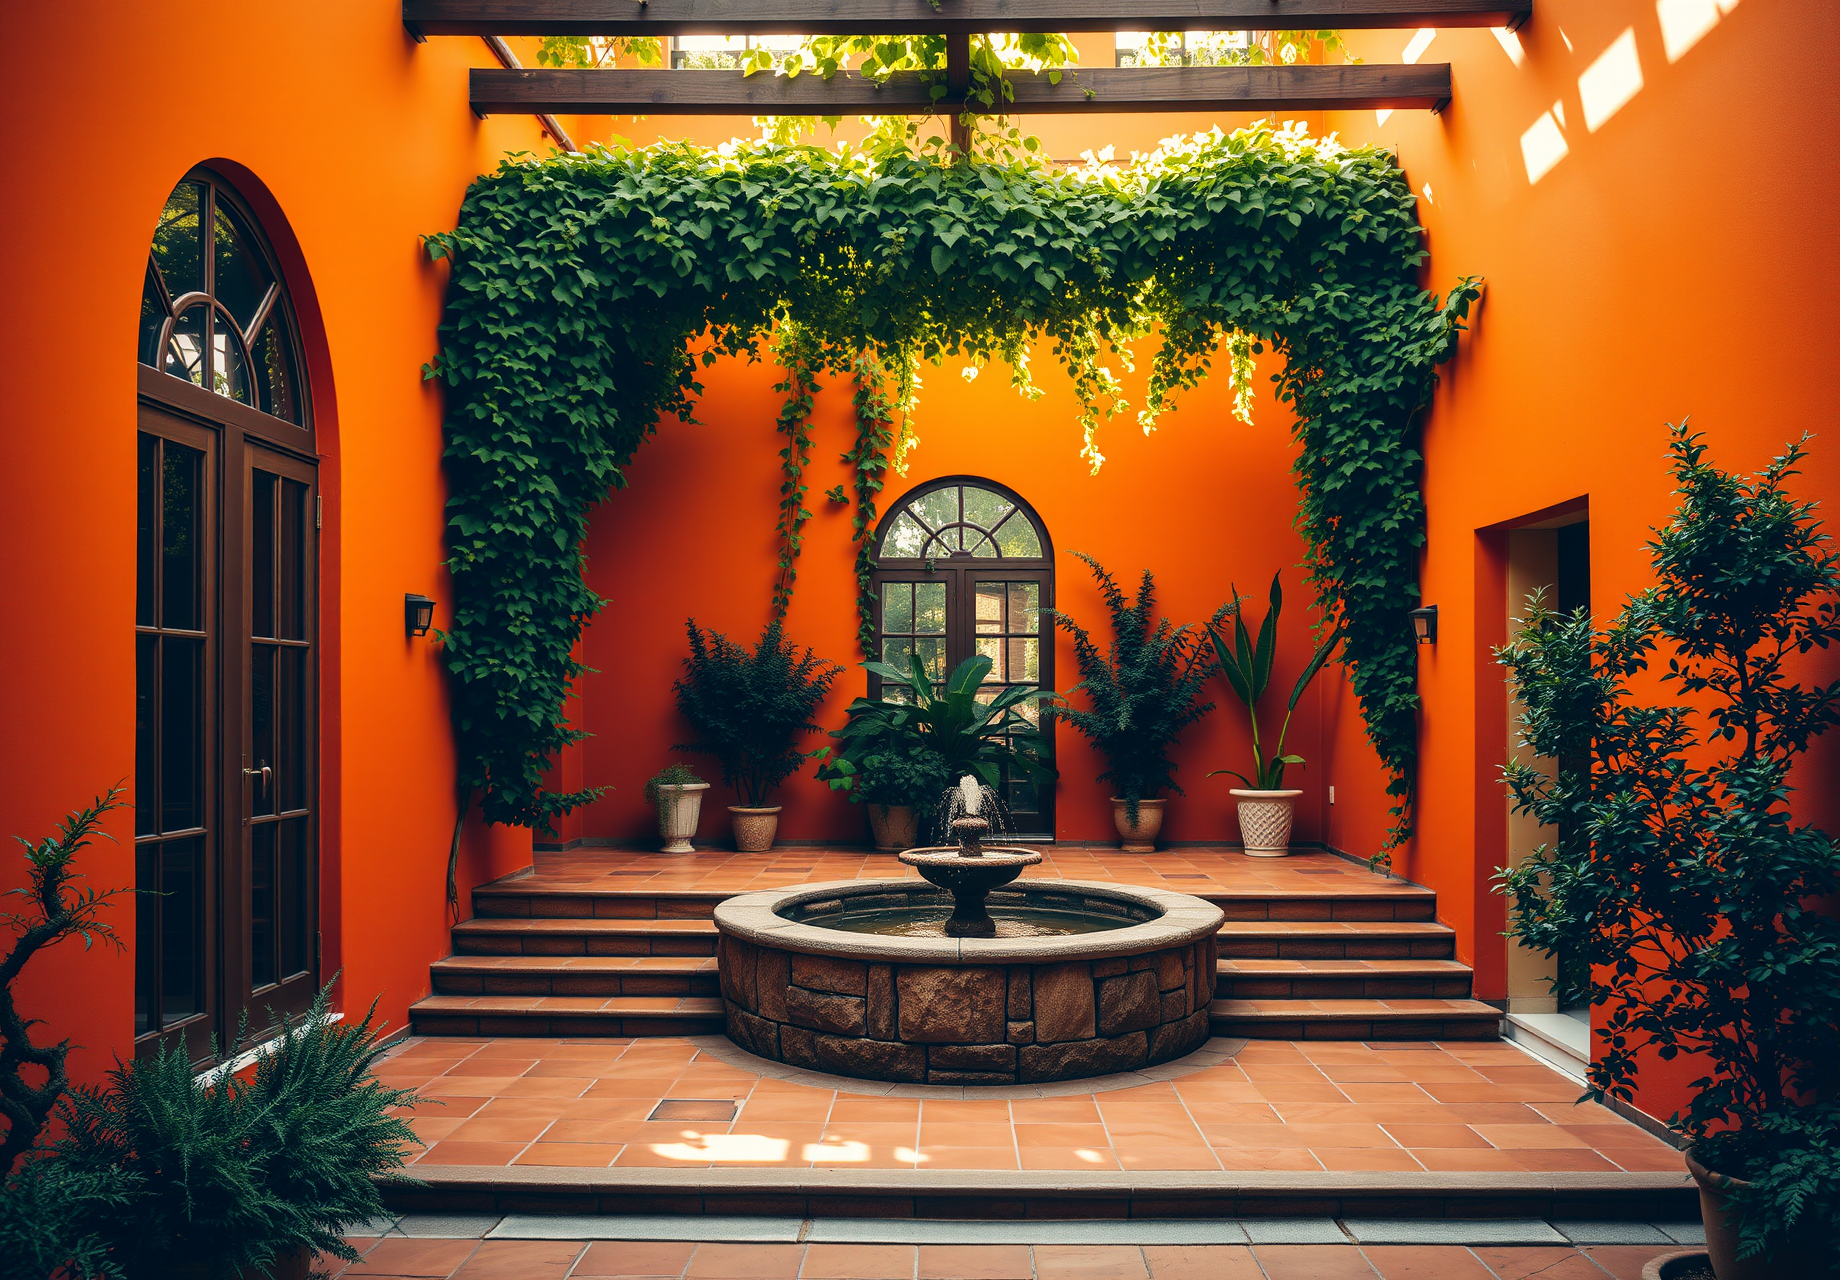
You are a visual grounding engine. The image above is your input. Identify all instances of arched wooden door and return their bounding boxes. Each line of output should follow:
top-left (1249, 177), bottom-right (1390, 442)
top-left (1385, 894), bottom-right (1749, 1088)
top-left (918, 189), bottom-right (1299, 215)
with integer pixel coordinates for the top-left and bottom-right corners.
top-left (869, 477), bottom-right (1055, 838)
top-left (135, 170), bottom-right (319, 1062)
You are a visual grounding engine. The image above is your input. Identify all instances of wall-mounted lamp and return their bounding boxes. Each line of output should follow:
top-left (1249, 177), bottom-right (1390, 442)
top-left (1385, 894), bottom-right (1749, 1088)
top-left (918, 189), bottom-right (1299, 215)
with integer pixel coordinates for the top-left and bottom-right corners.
top-left (1409, 604), bottom-right (1438, 645)
top-left (405, 593), bottom-right (436, 638)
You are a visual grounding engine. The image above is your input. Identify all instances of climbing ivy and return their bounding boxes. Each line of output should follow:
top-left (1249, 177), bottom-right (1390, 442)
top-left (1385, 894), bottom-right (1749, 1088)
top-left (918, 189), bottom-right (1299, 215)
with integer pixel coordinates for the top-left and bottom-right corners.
top-left (768, 324), bottom-right (821, 620)
top-left (427, 122), bottom-right (1477, 848)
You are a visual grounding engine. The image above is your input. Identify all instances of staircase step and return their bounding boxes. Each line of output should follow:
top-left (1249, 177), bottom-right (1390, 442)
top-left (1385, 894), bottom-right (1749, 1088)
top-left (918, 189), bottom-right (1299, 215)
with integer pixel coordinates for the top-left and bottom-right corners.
top-left (430, 955), bottom-right (718, 997)
top-left (1216, 920), bottom-right (1457, 960)
top-left (1198, 888), bottom-right (1437, 922)
top-left (450, 917), bottom-right (718, 957)
top-left (1216, 958), bottom-right (1474, 1000)
top-left (408, 993), bottom-right (724, 1038)
top-left (473, 884), bottom-right (729, 920)
top-left (1211, 997), bottom-right (1502, 1041)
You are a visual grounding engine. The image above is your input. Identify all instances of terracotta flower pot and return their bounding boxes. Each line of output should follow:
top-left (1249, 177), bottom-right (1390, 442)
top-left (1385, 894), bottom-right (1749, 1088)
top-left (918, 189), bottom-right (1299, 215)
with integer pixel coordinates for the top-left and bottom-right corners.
top-left (1230, 788), bottom-right (1303, 856)
top-left (867, 803), bottom-right (918, 852)
top-left (1640, 1250), bottom-right (1714, 1280)
top-left (1686, 1147), bottom-right (1825, 1279)
top-left (1112, 797), bottom-right (1166, 853)
top-left (729, 805), bottom-right (781, 852)
top-left (655, 782), bottom-right (708, 853)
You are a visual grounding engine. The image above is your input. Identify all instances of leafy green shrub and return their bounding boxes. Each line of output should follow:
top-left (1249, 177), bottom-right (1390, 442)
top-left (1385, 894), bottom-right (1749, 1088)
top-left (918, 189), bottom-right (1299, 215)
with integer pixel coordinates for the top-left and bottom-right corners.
top-left (821, 654), bottom-right (1054, 807)
top-left (674, 620), bottom-right (842, 808)
top-left (1496, 424), bottom-right (1840, 1265)
top-left (1053, 554), bottom-right (1226, 821)
top-left (48, 986), bottom-right (423, 1278)
top-left (642, 762), bottom-right (704, 808)
top-left (0, 1148), bottom-right (130, 1279)
top-left (1208, 572), bottom-right (1340, 791)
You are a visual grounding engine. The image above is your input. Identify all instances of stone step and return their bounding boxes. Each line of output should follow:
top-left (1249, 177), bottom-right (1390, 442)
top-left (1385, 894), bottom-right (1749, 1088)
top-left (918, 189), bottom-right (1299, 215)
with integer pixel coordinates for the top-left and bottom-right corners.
top-left (407, 993), bottom-right (724, 1038)
top-left (1215, 920), bottom-right (1457, 960)
top-left (1200, 888), bottom-right (1436, 923)
top-left (1210, 997), bottom-right (1502, 1041)
top-left (430, 954), bottom-right (719, 997)
top-left (473, 884), bottom-right (728, 920)
top-left (450, 917), bottom-right (718, 957)
top-left (1216, 958), bottom-right (1475, 1000)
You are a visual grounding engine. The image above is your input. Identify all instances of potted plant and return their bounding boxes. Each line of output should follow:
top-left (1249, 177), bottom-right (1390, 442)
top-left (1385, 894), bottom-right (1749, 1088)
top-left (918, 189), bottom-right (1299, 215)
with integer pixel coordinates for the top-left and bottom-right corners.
top-left (674, 618), bottom-right (842, 852)
top-left (1207, 571), bottom-right (1341, 857)
top-left (820, 652), bottom-right (1055, 843)
top-left (817, 733), bottom-right (948, 851)
top-left (644, 762), bottom-right (709, 853)
top-left (1053, 554), bottom-right (1225, 852)
top-left (1496, 426), bottom-right (1840, 1279)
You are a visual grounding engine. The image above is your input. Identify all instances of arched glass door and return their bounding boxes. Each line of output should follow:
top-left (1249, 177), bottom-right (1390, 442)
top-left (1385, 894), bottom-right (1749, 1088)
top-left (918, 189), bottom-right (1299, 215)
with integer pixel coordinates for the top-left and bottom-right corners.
top-left (870, 478), bottom-right (1054, 837)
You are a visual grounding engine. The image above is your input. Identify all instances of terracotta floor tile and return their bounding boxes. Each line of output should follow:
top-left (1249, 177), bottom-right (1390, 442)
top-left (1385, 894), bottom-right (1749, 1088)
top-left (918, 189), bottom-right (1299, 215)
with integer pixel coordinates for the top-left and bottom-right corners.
top-left (1252, 1245), bottom-right (1379, 1279)
top-left (574, 1241), bottom-right (696, 1276)
top-left (918, 1100), bottom-right (1014, 1122)
top-left (412, 1140), bottom-right (528, 1166)
top-left (917, 1245), bottom-right (1032, 1280)
top-left (823, 1122), bottom-right (922, 1147)
top-left (1579, 1246), bottom-right (1682, 1280)
top-left (406, 1116), bottom-right (467, 1143)
top-left (1472, 1124), bottom-right (1590, 1149)
top-left (1013, 1122), bottom-right (1112, 1148)
top-left (347, 1239), bottom-right (480, 1277)
top-left (686, 1243), bottom-right (805, 1279)
top-left (1313, 1147), bottom-right (1425, 1171)
top-left (1359, 1245), bottom-right (1494, 1279)
top-left (1114, 1145), bottom-right (1221, 1171)
top-left (1438, 1104), bottom-right (1547, 1125)
top-left (1032, 1244), bottom-right (1150, 1278)
top-left (449, 1116), bottom-right (555, 1143)
top-left (911, 1146), bottom-right (1021, 1170)
top-left (514, 1141), bottom-right (619, 1166)
top-left (1470, 1247), bottom-right (1607, 1280)
top-left (497, 1076), bottom-right (597, 1098)
top-left (1009, 1099), bottom-right (1103, 1123)
top-left (798, 1244), bottom-right (916, 1279)
top-left (444, 1058), bottom-right (537, 1076)
top-left (1266, 1104), bottom-right (1382, 1125)
top-left (1213, 1123), bottom-right (1392, 1149)
top-left (1602, 1146), bottom-right (1692, 1172)
top-left (1337, 1084), bottom-right (1435, 1104)
top-left (914, 1123), bottom-right (1004, 1147)
top-left (827, 1099), bottom-right (919, 1123)
top-left (528, 1058), bottom-right (626, 1077)
top-left (1167, 1084), bottom-right (1269, 1104)
top-left (1509, 1148), bottom-right (1622, 1172)
top-left (454, 1241), bottom-right (585, 1280)
top-left (1252, 1085), bottom-right (1354, 1104)
top-left (1211, 1146), bottom-right (1324, 1171)
top-left (1533, 1099), bottom-right (1625, 1125)
top-left (1141, 1245), bottom-right (1266, 1280)
top-left (1377, 1125), bottom-right (1491, 1148)
top-left (1404, 1148), bottom-right (1528, 1172)
top-left (1019, 1145), bottom-right (1121, 1170)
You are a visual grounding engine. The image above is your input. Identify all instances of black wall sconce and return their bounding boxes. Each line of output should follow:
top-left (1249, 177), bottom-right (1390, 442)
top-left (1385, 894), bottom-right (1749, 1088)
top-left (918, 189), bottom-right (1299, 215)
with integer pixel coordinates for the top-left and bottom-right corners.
top-left (1409, 604), bottom-right (1438, 645)
top-left (405, 593), bottom-right (436, 638)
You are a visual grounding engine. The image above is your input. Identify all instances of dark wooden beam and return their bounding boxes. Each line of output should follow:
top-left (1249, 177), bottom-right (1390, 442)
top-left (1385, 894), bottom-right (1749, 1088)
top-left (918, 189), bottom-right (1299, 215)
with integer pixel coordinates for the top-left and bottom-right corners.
top-left (410, 0), bottom-right (1531, 38)
top-left (470, 62), bottom-right (1453, 115)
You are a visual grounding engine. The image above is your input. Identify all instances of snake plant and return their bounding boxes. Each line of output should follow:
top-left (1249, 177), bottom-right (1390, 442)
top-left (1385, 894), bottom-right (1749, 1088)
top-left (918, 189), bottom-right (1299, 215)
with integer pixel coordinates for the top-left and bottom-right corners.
top-left (1208, 572), bottom-right (1340, 791)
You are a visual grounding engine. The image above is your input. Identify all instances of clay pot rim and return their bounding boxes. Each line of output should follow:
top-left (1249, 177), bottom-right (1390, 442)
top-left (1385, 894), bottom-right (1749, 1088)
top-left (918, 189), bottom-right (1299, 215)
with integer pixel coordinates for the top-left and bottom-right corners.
top-left (1639, 1249), bottom-right (1714, 1280)
top-left (1228, 788), bottom-right (1304, 799)
top-left (728, 805), bottom-right (784, 815)
top-left (656, 782), bottom-right (710, 792)
top-left (1109, 796), bottom-right (1168, 807)
top-left (1684, 1145), bottom-right (1749, 1191)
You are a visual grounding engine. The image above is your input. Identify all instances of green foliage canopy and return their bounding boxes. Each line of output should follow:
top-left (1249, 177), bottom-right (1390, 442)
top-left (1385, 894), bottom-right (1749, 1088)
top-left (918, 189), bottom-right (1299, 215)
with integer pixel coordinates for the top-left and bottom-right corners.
top-left (426, 123), bottom-right (1477, 840)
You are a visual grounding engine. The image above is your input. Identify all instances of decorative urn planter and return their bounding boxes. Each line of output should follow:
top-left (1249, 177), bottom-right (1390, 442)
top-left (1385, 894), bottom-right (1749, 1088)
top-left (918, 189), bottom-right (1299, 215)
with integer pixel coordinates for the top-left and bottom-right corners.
top-left (867, 803), bottom-right (918, 852)
top-left (1685, 1148), bottom-right (1824, 1279)
top-left (1230, 788), bottom-right (1303, 857)
top-left (654, 781), bottom-right (709, 853)
top-left (1112, 797), bottom-right (1166, 853)
top-left (730, 805), bottom-right (781, 852)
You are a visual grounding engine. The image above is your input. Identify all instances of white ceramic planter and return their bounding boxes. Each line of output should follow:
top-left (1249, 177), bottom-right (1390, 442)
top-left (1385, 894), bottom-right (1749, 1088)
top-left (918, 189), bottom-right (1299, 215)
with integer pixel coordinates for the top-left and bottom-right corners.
top-left (655, 782), bottom-right (708, 853)
top-left (1230, 788), bottom-right (1303, 857)
top-left (1112, 797), bottom-right (1166, 854)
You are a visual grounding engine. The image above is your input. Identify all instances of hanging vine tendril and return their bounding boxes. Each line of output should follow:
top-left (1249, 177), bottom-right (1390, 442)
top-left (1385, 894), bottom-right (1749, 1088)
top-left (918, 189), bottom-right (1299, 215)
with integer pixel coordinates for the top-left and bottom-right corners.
top-left (426, 123), bottom-right (1478, 861)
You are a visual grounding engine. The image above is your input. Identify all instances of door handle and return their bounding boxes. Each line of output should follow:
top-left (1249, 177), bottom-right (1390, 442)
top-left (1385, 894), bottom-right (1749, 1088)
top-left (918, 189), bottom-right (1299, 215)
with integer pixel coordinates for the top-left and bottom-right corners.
top-left (244, 765), bottom-right (273, 793)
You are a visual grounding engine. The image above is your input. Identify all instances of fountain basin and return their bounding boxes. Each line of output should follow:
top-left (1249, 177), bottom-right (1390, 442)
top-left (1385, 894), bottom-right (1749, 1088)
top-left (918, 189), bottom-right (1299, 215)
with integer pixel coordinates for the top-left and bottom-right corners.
top-left (714, 879), bottom-right (1224, 1085)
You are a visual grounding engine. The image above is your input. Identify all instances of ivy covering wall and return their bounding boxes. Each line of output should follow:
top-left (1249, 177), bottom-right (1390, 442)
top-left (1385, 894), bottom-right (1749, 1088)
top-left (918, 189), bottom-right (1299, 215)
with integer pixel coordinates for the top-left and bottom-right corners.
top-left (426, 123), bottom-right (1476, 851)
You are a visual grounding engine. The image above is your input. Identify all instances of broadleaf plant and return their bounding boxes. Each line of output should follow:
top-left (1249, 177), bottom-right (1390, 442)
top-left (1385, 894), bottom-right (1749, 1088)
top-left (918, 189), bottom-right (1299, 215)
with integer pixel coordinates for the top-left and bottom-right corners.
top-left (1495, 424), bottom-right (1840, 1266)
top-left (1208, 571), bottom-right (1341, 792)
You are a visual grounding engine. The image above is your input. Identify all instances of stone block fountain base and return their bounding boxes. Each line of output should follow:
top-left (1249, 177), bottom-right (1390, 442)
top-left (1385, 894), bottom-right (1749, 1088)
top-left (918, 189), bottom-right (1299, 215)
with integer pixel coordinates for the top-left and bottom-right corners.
top-left (714, 881), bottom-right (1223, 1085)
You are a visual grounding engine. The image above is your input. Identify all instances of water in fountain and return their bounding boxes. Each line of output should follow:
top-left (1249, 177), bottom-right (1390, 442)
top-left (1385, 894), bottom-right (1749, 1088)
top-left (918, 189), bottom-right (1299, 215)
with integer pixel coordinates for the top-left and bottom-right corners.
top-left (931, 774), bottom-right (1017, 843)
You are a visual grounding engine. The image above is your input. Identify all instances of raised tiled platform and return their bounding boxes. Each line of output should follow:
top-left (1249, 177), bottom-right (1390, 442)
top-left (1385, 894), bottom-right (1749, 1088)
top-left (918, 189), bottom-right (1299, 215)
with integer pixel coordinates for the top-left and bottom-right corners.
top-left (411, 848), bottom-right (1500, 1043)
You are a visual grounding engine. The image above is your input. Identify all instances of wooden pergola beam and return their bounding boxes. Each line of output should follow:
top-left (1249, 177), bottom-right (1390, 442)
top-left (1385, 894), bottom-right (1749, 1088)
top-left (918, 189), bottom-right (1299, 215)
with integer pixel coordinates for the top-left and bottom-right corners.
top-left (409, 0), bottom-right (1531, 38)
top-left (470, 62), bottom-right (1453, 115)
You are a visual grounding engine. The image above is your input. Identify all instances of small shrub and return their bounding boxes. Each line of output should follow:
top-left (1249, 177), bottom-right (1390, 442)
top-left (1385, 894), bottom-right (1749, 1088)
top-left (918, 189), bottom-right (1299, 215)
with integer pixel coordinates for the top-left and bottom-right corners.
top-left (643, 761), bottom-right (704, 807)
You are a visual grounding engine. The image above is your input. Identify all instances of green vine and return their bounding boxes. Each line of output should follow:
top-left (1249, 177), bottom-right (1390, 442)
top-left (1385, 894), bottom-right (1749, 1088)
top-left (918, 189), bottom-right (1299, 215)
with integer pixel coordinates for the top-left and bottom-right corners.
top-left (426, 123), bottom-right (1477, 851)
top-left (844, 353), bottom-right (897, 659)
top-left (769, 323), bottom-right (821, 620)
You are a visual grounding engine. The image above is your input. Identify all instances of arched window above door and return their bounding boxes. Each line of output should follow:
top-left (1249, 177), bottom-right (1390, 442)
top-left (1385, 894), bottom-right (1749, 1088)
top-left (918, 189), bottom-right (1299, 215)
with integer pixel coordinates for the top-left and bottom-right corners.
top-left (878, 479), bottom-right (1046, 562)
top-left (138, 175), bottom-right (305, 427)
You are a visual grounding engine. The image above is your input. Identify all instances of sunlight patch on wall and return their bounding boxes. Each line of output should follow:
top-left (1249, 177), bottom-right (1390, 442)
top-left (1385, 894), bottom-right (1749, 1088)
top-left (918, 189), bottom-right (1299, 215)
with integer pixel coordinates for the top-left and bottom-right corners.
top-left (1521, 111), bottom-right (1570, 184)
top-left (1378, 29), bottom-right (1438, 126)
top-left (1492, 27), bottom-right (1528, 67)
top-left (1579, 29), bottom-right (1644, 132)
top-left (1658, 0), bottom-right (1740, 62)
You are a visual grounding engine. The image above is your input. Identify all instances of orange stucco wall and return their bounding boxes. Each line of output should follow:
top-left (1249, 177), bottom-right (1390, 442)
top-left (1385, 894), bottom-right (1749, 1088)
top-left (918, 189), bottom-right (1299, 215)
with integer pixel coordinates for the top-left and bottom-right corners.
top-left (1324, 0), bottom-right (1840, 1121)
top-left (0, 4), bottom-right (539, 1083)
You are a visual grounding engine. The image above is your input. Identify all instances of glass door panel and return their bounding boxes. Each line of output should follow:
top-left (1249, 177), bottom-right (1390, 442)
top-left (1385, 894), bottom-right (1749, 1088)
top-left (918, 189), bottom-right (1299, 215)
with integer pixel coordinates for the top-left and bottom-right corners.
top-left (970, 576), bottom-right (1050, 833)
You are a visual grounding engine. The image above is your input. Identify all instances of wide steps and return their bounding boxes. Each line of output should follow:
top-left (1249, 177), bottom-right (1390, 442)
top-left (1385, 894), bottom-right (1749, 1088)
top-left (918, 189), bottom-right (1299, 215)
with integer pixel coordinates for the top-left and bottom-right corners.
top-left (1211, 997), bottom-right (1501, 1041)
top-left (1215, 919), bottom-right (1458, 960)
top-left (450, 916), bottom-right (717, 957)
top-left (1216, 957), bottom-right (1474, 1000)
top-left (408, 993), bottom-right (724, 1038)
top-left (430, 954), bottom-right (717, 997)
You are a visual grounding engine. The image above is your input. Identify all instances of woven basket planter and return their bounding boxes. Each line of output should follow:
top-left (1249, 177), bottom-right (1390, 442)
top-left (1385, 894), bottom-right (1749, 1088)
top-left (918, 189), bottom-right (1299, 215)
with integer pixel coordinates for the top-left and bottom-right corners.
top-left (1230, 789), bottom-right (1303, 857)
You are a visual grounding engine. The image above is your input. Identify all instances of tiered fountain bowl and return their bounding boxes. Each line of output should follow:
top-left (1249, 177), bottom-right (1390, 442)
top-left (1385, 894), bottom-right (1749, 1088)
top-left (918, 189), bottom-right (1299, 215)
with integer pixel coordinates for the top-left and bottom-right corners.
top-left (713, 780), bottom-right (1224, 1085)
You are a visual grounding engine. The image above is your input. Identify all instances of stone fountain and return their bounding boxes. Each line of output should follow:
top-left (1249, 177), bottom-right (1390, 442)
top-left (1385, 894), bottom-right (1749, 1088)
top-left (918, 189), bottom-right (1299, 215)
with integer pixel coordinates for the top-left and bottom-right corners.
top-left (897, 775), bottom-right (1042, 937)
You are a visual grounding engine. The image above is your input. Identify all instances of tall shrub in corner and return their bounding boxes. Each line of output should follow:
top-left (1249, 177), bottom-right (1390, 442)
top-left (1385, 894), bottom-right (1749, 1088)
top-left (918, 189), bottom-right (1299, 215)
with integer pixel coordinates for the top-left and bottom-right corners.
top-left (1496, 424), bottom-right (1840, 1269)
